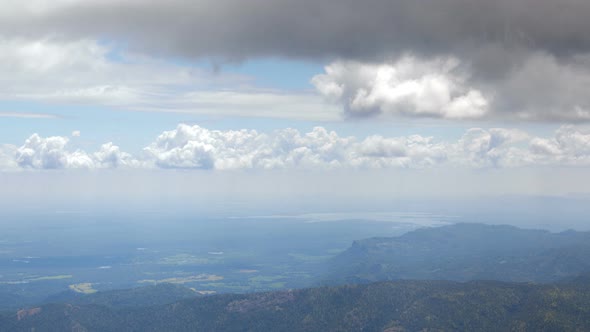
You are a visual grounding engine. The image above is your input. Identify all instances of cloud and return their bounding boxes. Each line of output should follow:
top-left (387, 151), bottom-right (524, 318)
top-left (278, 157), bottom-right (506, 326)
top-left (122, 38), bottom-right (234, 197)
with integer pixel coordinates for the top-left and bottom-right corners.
top-left (0, 37), bottom-right (214, 104)
top-left (71, 130), bottom-right (81, 137)
top-left (529, 126), bottom-right (590, 165)
top-left (312, 57), bottom-right (489, 119)
top-left (14, 134), bottom-right (137, 169)
top-left (3, 1), bottom-right (590, 121)
top-left (0, 144), bottom-right (18, 170)
top-left (135, 90), bottom-right (340, 121)
top-left (490, 52), bottom-right (590, 121)
top-left (0, 37), bottom-right (338, 121)
top-left (4, 0), bottom-right (589, 62)
top-left (143, 124), bottom-right (453, 170)
top-left (6, 0), bottom-right (590, 122)
top-left (457, 128), bottom-right (530, 167)
top-left (313, 53), bottom-right (590, 121)
top-left (144, 124), bottom-right (351, 170)
top-left (94, 143), bottom-right (140, 168)
top-left (353, 135), bottom-right (449, 168)
top-left (142, 124), bottom-right (589, 170)
top-left (0, 112), bottom-right (58, 119)
top-left (16, 134), bottom-right (89, 169)
top-left (4, 124), bottom-right (590, 171)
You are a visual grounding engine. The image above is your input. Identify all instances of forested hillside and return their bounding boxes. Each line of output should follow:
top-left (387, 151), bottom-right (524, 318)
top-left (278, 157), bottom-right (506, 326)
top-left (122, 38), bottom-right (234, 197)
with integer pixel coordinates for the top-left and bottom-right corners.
top-left (3, 277), bottom-right (590, 331)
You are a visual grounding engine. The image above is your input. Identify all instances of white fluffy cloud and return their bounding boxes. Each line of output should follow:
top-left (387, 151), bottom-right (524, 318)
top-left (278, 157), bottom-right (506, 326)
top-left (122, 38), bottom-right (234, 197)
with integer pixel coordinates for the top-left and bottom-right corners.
top-left (94, 143), bottom-right (140, 168)
top-left (143, 124), bottom-right (451, 170)
top-left (16, 134), bottom-right (78, 169)
top-left (353, 135), bottom-right (448, 168)
top-left (312, 57), bottom-right (489, 119)
top-left (143, 124), bottom-right (590, 170)
top-left (529, 126), bottom-right (590, 165)
top-left (313, 53), bottom-right (590, 121)
top-left (144, 124), bottom-right (352, 170)
top-left (457, 128), bottom-right (530, 167)
top-left (4, 124), bottom-right (590, 171)
top-left (14, 134), bottom-right (137, 169)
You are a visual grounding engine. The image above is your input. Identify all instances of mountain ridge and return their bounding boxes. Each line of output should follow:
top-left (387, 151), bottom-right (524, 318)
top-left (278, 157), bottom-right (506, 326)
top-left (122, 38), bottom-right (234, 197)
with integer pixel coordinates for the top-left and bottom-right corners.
top-left (326, 223), bottom-right (590, 284)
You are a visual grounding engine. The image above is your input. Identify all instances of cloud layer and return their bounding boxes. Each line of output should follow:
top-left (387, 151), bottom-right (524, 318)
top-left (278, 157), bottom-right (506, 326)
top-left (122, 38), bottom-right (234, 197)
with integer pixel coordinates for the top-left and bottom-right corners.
top-left (4, 0), bottom-right (590, 61)
top-left (2, 124), bottom-right (590, 171)
top-left (0, 37), bottom-right (338, 121)
top-left (2, 0), bottom-right (590, 121)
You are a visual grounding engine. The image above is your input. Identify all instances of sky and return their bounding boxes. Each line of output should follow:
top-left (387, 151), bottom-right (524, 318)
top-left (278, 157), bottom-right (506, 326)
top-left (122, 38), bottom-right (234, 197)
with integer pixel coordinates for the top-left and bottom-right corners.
top-left (2, 0), bottom-right (590, 211)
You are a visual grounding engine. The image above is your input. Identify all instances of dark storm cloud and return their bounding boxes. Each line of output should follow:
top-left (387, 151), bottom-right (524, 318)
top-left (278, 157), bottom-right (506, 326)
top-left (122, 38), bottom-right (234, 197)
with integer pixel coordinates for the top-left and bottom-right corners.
top-left (4, 0), bottom-right (590, 121)
top-left (6, 0), bottom-right (590, 61)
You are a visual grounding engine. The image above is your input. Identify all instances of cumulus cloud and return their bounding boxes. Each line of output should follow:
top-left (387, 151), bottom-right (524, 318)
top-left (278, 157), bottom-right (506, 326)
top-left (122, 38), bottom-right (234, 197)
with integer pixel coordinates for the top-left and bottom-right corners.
top-left (313, 53), bottom-right (590, 121)
top-left (312, 57), bottom-right (489, 119)
top-left (94, 143), bottom-right (140, 168)
top-left (16, 134), bottom-right (77, 169)
top-left (353, 135), bottom-right (449, 168)
top-left (4, 124), bottom-right (590, 171)
top-left (13, 134), bottom-right (137, 169)
top-left (144, 124), bottom-right (456, 170)
top-left (457, 128), bottom-right (530, 167)
top-left (141, 124), bottom-right (590, 170)
top-left (529, 126), bottom-right (590, 165)
top-left (143, 124), bottom-right (355, 170)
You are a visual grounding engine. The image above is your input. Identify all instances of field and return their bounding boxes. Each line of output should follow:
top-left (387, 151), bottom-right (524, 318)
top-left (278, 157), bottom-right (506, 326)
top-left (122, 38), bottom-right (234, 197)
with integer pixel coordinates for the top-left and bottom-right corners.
top-left (0, 214), bottom-right (423, 307)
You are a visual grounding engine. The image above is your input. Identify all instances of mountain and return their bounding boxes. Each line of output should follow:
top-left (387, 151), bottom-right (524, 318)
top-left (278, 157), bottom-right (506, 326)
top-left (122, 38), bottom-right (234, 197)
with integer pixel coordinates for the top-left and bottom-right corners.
top-left (5, 223), bottom-right (590, 331)
top-left (325, 223), bottom-right (590, 284)
top-left (3, 277), bottom-right (590, 331)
